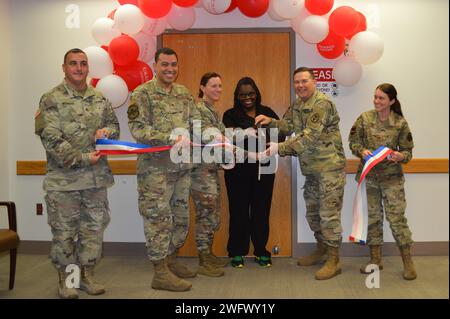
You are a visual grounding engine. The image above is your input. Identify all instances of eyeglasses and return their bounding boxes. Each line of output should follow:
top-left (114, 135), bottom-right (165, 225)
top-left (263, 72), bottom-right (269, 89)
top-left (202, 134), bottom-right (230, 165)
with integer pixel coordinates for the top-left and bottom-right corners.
top-left (238, 92), bottom-right (256, 99)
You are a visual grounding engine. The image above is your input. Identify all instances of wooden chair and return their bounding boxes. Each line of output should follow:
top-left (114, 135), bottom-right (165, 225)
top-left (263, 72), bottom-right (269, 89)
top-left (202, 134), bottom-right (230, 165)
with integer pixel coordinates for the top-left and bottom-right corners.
top-left (0, 201), bottom-right (19, 290)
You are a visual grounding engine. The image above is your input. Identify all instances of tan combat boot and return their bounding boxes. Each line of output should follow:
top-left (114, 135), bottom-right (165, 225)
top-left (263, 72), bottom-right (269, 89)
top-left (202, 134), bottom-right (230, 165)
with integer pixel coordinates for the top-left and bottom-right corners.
top-left (315, 246), bottom-right (342, 280)
top-left (57, 269), bottom-right (79, 299)
top-left (166, 252), bottom-right (197, 278)
top-left (198, 250), bottom-right (225, 277)
top-left (399, 245), bottom-right (417, 280)
top-left (360, 245), bottom-right (384, 274)
top-left (151, 259), bottom-right (192, 292)
top-left (79, 266), bottom-right (105, 295)
top-left (206, 245), bottom-right (229, 267)
top-left (297, 241), bottom-right (328, 266)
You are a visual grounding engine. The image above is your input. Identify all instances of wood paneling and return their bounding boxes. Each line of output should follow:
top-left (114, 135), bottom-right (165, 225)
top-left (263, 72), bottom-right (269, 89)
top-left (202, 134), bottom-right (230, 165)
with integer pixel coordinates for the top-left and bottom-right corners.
top-left (17, 158), bottom-right (450, 176)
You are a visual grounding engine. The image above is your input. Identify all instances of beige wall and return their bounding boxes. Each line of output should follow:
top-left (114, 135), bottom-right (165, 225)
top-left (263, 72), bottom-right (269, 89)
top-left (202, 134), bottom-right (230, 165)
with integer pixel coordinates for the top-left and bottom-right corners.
top-left (0, 0), bottom-right (11, 202)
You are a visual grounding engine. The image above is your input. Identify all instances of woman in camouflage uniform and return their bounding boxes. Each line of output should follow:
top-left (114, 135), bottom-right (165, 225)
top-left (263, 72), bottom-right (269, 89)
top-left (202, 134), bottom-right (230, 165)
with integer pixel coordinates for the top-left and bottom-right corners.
top-left (349, 83), bottom-right (417, 280)
top-left (191, 72), bottom-right (229, 277)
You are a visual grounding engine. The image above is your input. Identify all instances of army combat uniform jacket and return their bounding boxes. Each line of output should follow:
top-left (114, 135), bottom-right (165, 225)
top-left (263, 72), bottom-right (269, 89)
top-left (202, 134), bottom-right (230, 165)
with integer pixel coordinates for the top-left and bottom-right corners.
top-left (272, 90), bottom-right (346, 174)
top-left (128, 79), bottom-right (201, 174)
top-left (349, 109), bottom-right (414, 181)
top-left (35, 81), bottom-right (120, 191)
top-left (191, 100), bottom-right (226, 194)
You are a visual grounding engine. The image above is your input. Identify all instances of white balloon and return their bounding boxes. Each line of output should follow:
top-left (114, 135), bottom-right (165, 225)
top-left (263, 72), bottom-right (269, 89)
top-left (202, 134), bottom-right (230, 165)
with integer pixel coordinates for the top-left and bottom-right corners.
top-left (114, 4), bottom-right (145, 35)
top-left (268, 0), bottom-right (286, 21)
top-left (348, 31), bottom-right (384, 65)
top-left (167, 5), bottom-right (196, 31)
top-left (141, 16), bottom-right (167, 36)
top-left (299, 15), bottom-right (328, 44)
top-left (84, 46), bottom-right (113, 79)
top-left (96, 75), bottom-right (129, 108)
top-left (333, 56), bottom-right (363, 87)
top-left (91, 18), bottom-right (121, 46)
top-left (273, 0), bottom-right (304, 19)
top-left (131, 32), bottom-right (157, 63)
top-left (290, 7), bottom-right (310, 35)
top-left (202, 0), bottom-right (232, 15)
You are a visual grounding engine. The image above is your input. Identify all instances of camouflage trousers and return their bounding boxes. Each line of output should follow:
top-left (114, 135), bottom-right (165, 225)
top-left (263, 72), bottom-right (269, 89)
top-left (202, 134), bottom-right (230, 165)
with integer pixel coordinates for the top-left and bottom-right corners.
top-left (303, 169), bottom-right (345, 248)
top-left (137, 169), bottom-right (190, 261)
top-left (45, 188), bottom-right (110, 269)
top-left (191, 167), bottom-right (221, 251)
top-left (365, 174), bottom-right (413, 246)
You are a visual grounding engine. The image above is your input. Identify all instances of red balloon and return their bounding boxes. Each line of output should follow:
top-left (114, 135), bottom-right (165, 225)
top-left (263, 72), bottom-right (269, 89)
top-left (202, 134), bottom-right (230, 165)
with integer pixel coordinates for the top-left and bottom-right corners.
top-left (173, 0), bottom-right (198, 7)
top-left (109, 35), bottom-right (140, 66)
top-left (305, 0), bottom-right (334, 16)
top-left (90, 78), bottom-right (99, 88)
top-left (237, 0), bottom-right (269, 18)
top-left (118, 0), bottom-right (139, 5)
top-left (225, 0), bottom-right (238, 13)
top-left (115, 60), bottom-right (154, 91)
top-left (316, 31), bottom-right (345, 59)
top-left (138, 0), bottom-right (173, 18)
top-left (329, 6), bottom-right (360, 37)
top-left (346, 11), bottom-right (367, 40)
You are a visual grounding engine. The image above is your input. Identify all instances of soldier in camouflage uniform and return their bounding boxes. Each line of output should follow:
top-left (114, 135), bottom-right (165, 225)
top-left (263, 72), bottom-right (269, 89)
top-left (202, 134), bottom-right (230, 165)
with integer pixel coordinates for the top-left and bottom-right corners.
top-left (34, 48), bottom-right (120, 298)
top-left (191, 72), bottom-right (229, 277)
top-left (128, 48), bottom-right (201, 292)
top-left (256, 67), bottom-right (346, 280)
top-left (349, 83), bottom-right (417, 280)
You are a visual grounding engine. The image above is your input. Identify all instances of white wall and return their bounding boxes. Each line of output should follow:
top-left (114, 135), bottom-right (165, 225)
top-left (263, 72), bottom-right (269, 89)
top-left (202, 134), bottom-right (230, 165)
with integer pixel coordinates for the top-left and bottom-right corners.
top-left (0, 0), bottom-right (11, 228)
top-left (6, 0), bottom-right (449, 243)
top-left (0, 0), bottom-right (11, 200)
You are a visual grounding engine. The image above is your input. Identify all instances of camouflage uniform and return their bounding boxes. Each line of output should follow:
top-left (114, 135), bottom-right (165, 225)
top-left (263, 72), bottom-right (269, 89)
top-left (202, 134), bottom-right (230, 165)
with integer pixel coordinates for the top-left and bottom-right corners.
top-left (35, 81), bottom-right (119, 269)
top-left (191, 100), bottom-right (226, 251)
top-left (128, 79), bottom-right (201, 261)
top-left (272, 90), bottom-right (346, 247)
top-left (349, 110), bottom-right (414, 246)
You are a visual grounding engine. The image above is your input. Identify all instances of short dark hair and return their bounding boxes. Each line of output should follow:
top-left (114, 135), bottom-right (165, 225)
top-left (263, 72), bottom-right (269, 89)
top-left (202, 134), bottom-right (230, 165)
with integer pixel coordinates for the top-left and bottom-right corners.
top-left (64, 48), bottom-right (86, 64)
top-left (199, 72), bottom-right (221, 98)
top-left (155, 47), bottom-right (178, 62)
top-left (233, 77), bottom-right (262, 109)
top-left (293, 67), bottom-right (315, 80)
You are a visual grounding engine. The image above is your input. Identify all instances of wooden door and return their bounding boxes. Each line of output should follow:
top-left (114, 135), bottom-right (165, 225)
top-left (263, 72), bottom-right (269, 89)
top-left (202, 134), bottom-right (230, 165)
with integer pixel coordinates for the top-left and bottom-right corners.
top-left (162, 31), bottom-right (292, 257)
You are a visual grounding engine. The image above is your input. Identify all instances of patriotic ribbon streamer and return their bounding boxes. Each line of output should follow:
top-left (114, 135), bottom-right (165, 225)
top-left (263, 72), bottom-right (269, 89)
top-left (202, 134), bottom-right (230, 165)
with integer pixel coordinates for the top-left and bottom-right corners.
top-left (349, 146), bottom-right (394, 245)
top-left (95, 139), bottom-right (232, 155)
top-left (95, 139), bottom-right (172, 155)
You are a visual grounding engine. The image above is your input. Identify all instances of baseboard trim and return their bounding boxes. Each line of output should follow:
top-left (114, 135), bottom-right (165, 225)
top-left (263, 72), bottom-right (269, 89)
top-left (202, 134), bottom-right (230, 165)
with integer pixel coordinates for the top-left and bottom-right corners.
top-left (294, 241), bottom-right (449, 257)
top-left (17, 240), bottom-right (449, 257)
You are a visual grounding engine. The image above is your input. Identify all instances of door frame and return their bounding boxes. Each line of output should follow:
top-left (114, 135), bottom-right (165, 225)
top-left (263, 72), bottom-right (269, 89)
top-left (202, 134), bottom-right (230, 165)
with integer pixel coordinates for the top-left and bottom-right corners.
top-left (158, 28), bottom-right (299, 256)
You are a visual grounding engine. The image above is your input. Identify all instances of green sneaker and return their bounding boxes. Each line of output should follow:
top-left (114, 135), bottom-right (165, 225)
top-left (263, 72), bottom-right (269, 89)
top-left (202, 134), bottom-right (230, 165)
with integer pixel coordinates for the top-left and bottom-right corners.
top-left (231, 256), bottom-right (244, 268)
top-left (255, 256), bottom-right (272, 267)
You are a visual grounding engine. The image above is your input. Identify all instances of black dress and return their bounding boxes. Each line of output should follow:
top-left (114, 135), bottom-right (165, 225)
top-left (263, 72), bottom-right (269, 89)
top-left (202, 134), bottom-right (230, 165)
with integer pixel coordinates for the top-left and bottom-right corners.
top-left (222, 105), bottom-right (279, 258)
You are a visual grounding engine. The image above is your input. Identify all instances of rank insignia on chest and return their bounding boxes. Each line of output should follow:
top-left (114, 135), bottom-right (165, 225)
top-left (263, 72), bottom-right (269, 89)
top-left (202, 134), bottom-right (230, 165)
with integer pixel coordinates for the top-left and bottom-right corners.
top-left (310, 113), bottom-right (320, 123)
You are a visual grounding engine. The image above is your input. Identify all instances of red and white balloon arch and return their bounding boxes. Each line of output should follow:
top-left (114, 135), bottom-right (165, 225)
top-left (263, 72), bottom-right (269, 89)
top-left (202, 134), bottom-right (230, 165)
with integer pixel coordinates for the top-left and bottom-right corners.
top-left (87, 0), bottom-right (384, 107)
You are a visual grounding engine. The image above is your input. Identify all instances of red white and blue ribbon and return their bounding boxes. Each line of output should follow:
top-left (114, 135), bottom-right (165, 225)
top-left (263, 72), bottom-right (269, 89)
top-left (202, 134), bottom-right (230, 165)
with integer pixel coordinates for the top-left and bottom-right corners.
top-left (95, 139), bottom-right (231, 156)
top-left (349, 146), bottom-right (393, 244)
top-left (95, 139), bottom-right (172, 155)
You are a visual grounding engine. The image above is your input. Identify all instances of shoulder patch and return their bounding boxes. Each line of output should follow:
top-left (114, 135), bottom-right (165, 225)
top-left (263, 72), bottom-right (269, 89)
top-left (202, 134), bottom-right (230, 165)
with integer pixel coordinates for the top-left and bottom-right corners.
top-left (127, 104), bottom-right (139, 120)
top-left (350, 125), bottom-right (356, 135)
